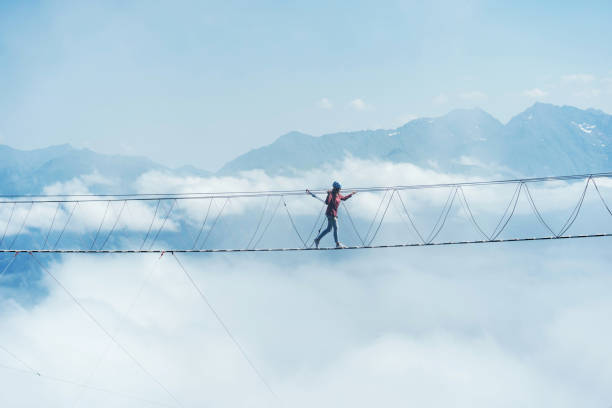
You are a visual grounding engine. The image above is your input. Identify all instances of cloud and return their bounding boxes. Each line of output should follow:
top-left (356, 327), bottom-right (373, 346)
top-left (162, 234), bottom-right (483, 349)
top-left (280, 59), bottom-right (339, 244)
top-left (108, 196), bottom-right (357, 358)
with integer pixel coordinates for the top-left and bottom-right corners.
top-left (523, 88), bottom-right (548, 98)
top-left (1, 237), bottom-right (611, 406)
top-left (561, 74), bottom-right (595, 83)
top-left (348, 98), bottom-right (368, 111)
top-left (432, 94), bottom-right (449, 105)
top-left (574, 89), bottom-right (602, 98)
top-left (316, 98), bottom-right (333, 110)
top-left (459, 91), bottom-right (487, 102)
top-left (394, 113), bottom-right (418, 127)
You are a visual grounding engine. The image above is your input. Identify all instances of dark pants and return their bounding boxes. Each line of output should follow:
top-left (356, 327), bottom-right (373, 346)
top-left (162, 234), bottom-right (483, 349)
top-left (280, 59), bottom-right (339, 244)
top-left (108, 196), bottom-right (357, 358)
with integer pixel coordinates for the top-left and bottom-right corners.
top-left (316, 215), bottom-right (339, 243)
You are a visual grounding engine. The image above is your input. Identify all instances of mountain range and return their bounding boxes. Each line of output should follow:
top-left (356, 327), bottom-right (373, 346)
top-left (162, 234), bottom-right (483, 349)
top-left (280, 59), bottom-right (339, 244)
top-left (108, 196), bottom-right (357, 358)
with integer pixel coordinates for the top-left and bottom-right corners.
top-left (220, 103), bottom-right (611, 177)
top-left (0, 103), bottom-right (610, 195)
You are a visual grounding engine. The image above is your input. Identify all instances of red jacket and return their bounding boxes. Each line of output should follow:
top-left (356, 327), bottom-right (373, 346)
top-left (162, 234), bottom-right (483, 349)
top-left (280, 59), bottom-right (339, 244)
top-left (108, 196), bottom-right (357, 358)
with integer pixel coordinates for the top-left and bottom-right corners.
top-left (325, 190), bottom-right (354, 217)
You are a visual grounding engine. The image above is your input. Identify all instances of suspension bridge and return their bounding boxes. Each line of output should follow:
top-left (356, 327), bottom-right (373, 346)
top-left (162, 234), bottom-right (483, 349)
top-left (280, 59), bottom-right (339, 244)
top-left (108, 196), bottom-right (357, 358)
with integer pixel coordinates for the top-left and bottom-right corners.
top-left (0, 171), bottom-right (610, 254)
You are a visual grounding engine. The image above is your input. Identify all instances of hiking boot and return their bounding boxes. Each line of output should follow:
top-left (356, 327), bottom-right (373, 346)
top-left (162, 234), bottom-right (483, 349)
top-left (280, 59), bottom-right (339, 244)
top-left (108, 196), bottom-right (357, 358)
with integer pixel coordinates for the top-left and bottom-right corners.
top-left (336, 242), bottom-right (347, 249)
top-left (314, 238), bottom-right (320, 249)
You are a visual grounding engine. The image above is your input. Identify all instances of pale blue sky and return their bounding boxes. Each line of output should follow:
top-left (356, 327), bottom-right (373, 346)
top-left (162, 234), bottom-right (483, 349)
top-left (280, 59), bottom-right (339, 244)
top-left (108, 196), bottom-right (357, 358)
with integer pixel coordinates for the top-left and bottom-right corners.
top-left (1, 0), bottom-right (611, 170)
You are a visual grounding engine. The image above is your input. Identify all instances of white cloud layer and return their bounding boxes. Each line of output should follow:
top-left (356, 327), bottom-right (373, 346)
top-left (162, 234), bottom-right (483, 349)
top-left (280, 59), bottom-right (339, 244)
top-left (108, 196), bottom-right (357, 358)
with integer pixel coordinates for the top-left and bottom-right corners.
top-left (316, 98), bottom-right (333, 109)
top-left (1, 239), bottom-right (612, 407)
top-left (459, 91), bottom-right (487, 102)
top-left (561, 74), bottom-right (595, 83)
top-left (523, 88), bottom-right (548, 98)
top-left (433, 93), bottom-right (449, 105)
top-left (348, 98), bottom-right (368, 111)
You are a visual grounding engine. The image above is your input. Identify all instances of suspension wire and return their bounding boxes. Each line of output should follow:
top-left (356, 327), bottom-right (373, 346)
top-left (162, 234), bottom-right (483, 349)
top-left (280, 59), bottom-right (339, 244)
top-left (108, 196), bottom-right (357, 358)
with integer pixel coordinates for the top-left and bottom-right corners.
top-left (52, 202), bottom-right (78, 250)
top-left (42, 203), bottom-right (61, 250)
top-left (367, 190), bottom-right (396, 246)
top-left (490, 182), bottom-right (522, 240)
top-left (557, 177), bottom-right (591, 236)
top-left (170, 253), bottom-right (279, 401)
top-left (363, 190), bottom-right (389, 244)
top-left (426, 186), bottom-right (459, 244)
top-left (90, 201), bottom-right (111, 250)
top-left (0, 363), bottom-right (172, 407)
top-left (305, 203), bottom-right (326, 246)
top-left (148, 199), bottom-right (177, 250)
top-left (252, 197), bottom-right (282, 249)
top-left (305, 190), bottom-right (327, 247)
top-left (246, 196), bottom-right (270, 250)
top-left (0, 202), bottom-right (17, 247)
top-left (341, 201), bottom-right (366, 246)
top-left (0, 343), bottom-right (39, 375)
top-left (70, 253), bottom-right (165, 408)
top-left (1, 171), bottom-right (611, 203)
top-left (29, 253), bottom-right (183, 407)
top-left (395, 191), bottom-right (426, 244)
top-left (100, 201), bottom-right (127, 249)
top-left (140, 199), bottom-right (161, 250)
top-left (457, 187), bottom-right (491, 241)
top-left (523, 183), bottom-right (557, 236)
top-left (199, 198), bottom-right (229, 250)
top-left (0, 252), bottom-right (18, 279)
top-left (98, 200), bottom-right (127, 250)
top-left (8, 202), bottom-right (34, 250)
top-left (592, 178), bottom-right (612, 216)
top-left (282, 196), bottom-right (306, 247)
top-left (191, 199), bottom-right (213, 250)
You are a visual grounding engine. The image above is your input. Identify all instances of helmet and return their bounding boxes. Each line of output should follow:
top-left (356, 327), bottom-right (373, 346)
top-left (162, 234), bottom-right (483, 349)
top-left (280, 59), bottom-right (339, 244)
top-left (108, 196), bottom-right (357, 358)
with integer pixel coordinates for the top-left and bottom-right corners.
top-left (332, 181), bottom-right (341, 189)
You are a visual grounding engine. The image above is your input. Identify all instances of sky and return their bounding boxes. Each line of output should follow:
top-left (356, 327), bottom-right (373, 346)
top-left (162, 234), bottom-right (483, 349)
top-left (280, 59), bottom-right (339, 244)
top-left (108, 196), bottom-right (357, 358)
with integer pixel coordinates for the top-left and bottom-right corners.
top-left (0, 0), bottom-right (611, 171)
top-left (1, 3), bottom-right (612, 405)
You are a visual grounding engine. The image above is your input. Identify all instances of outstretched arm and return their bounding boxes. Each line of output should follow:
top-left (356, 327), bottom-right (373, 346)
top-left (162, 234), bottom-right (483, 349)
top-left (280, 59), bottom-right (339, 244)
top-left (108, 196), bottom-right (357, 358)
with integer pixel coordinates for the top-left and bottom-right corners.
top-left (341, 191), bottom-right (357, 201)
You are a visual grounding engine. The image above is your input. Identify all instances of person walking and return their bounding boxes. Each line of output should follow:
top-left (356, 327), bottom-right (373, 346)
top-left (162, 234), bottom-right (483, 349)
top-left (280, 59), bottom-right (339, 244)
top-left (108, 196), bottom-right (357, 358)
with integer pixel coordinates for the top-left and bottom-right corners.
top-left (306, 181), bottom-right (356, 249)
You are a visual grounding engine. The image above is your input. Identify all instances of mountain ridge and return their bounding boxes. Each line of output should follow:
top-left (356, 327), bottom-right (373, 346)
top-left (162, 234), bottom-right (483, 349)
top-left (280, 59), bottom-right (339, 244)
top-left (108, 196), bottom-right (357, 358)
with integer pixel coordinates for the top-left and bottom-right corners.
top-left (219, 103), bottom-right (611, 177)
top-left (1, 103), bottom-right (610, 196)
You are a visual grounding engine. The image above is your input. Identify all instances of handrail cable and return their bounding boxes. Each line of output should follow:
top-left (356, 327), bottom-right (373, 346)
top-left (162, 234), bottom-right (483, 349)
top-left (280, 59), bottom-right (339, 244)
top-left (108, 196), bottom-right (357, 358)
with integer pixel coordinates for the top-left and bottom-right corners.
top-left (0, 171), bottom-right (610, 201)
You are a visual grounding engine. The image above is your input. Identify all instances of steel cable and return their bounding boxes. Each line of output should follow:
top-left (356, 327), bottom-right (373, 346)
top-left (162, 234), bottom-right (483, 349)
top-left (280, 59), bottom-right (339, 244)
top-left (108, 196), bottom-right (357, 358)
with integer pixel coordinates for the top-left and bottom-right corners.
top-left (457, 187), bottom-right (491, 241)
top-left (148, 199), bottom-right (177, 250)
top-left (282, 196), bottom-right (306, 247)
top-left (8, 202), bottom-right (34, 250)
top-left (341, 201), bottom-right (366, 246)
top-left (0, 202), bottom-right (16, 247)
top-left (246, 196), bottom-right (270, 249)
top-left (140, 199), bottom-right (161, 250)
top-left (556, 177), bottom-right (590, 236)
top-left (426, 186), bottom-right (458, 243)
top-left (52, 202), bottom-right (78, 249)
top-left (395, 191), bottom-right (426, 244)
top-left (42, 203), bottom-right (61, 250)
top-left (171, 253), bottom-right (279, 402)
top-left (524, 183), bottom-right (557, 236)
top-left (367, 190), bottom-right (396, 246)
top-left (199, 198), bottom-right (229, 250)
top-left (592, 178), bottom-right (612, 216)
top-left (99, 200), bottom-right (127, 250)
top-left (29, 253), bottom-right (183, 407)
